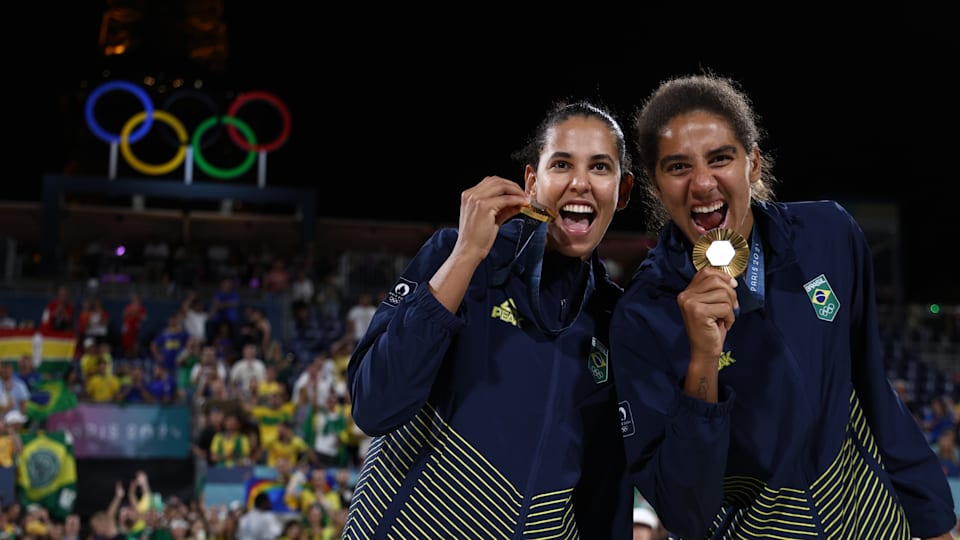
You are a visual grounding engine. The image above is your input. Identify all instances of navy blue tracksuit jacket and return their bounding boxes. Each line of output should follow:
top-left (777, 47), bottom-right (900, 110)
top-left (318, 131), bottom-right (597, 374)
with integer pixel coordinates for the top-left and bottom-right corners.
top-left (344, 217), bottom-right (632, 539)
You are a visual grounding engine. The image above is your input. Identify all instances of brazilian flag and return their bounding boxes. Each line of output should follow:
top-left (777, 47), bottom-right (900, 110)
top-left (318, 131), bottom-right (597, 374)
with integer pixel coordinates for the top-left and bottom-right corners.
top-left (26, 380), bottom-right (79, 424)
top-left (16, 430), bottom-right (77, 520)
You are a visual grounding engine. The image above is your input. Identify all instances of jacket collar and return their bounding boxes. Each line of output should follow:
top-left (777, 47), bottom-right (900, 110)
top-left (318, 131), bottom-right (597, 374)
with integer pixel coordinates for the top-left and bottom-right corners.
top-left (638, 200), bottom-right (799, 296)
top-left (492, 215), bottom-right (601, 335)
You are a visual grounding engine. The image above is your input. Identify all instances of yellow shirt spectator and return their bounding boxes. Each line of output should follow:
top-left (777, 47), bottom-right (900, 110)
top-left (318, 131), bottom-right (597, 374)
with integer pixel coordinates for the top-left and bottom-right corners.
top-left (264, 432), bottom-right (309, 468)
top-left (79, 349), bottom-right (113, 382)
top-left (85, 372), bottom-right (121, 402)
top-left (210, 432), bottom-right (252, 467)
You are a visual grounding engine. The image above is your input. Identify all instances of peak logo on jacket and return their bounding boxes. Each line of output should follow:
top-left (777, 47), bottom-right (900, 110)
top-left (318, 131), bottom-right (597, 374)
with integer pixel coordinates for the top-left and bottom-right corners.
top-left (803, 274), bottom-right (840, 322)
top-left (718, 351), bottom-right (736, 371)
top-left (491, 298), bottom-right (523, 327)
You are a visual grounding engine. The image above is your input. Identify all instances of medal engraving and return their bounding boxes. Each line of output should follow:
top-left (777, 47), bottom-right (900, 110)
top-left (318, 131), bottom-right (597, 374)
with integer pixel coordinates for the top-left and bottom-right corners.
top-left (692, 228), bottom-right (750, 277)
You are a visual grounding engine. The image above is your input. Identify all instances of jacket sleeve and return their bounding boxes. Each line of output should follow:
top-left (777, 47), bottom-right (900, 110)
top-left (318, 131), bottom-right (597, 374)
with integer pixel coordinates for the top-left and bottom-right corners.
top-left (347, 229), bottom-right (467, 436)
top-left (610, 294), bottom-right (735, 539)
top-left (842, 205), bottom-right (956, 538)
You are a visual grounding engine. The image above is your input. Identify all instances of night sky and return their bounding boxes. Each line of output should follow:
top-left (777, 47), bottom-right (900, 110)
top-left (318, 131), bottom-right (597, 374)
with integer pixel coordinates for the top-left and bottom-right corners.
top-left (17, 5), bottom-right (959, 302)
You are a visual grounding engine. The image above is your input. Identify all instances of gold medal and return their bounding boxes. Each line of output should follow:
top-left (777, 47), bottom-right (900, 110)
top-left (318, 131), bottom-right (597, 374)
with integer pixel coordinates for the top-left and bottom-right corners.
top-left (692, 228), bottom-right (750, 278)
top-left (519, 201), bottom-right (557, 223)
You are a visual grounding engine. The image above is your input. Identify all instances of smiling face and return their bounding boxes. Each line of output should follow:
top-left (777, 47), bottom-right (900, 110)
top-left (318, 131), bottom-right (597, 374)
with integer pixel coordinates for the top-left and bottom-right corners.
top-left (653, 110), bottom-right (760, 244)
top-left (525, 115), bottom-right (632, 259)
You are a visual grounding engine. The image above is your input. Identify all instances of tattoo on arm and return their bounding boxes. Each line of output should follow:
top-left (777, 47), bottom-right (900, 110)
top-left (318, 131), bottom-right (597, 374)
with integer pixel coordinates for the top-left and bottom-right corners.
top-left (697, 377), bottom-right (709, 400)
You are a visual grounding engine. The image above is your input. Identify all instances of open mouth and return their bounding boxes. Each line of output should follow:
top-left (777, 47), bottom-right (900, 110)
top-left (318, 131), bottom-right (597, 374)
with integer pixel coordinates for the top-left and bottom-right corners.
top-left (691, 201), bottom-right (727, 234)
top-left (559, 203), bottom-right (595, 234)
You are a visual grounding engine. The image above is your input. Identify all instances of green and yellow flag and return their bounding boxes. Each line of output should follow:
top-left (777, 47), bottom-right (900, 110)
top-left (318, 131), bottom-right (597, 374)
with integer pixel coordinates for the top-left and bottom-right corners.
top-left (26, 380), bottom-right (79, 423)
top-left (17, 430), bottom-right (77, 520)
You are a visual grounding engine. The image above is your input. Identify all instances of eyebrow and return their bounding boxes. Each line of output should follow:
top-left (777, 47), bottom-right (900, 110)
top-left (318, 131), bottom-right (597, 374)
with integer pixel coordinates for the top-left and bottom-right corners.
top-left (658, 144), bottom-right (739, 168)
top-left (548, 151), bottom-right (615, 162)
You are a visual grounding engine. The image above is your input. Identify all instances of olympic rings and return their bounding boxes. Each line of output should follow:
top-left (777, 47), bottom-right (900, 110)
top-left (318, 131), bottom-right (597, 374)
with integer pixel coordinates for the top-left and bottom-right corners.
top-left (192, 116), bottom-right (257, 179)
top-left (85, 80), bottom-right (154, 144)
top-left (84, 81), bottom-right (290, 179)
top-left (159, 88), bottom-right (221, 149)
top-left (226, 90), bottom-right (291, 153)
top-left (120, 110), bottom-right (188, 176)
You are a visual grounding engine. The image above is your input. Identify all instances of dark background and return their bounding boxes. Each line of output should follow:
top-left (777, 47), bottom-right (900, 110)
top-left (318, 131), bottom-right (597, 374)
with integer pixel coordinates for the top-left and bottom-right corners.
top-left (11, 4), bottom-right (959, 302)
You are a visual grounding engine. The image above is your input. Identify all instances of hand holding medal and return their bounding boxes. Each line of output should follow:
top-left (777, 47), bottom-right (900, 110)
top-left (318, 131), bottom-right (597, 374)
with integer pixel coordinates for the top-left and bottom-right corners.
top-left (691, 228), bottom-right (750, 278)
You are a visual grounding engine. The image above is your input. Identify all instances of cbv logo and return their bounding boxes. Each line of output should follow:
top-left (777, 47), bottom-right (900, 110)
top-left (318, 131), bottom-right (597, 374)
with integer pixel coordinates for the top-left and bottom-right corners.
top-left (803, 274), bottom-right (840, 322)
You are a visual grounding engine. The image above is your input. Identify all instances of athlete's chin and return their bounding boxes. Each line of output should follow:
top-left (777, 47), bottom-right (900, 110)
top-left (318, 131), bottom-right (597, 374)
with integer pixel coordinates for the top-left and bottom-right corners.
top-left (553, 238), bottom-right (596, 260)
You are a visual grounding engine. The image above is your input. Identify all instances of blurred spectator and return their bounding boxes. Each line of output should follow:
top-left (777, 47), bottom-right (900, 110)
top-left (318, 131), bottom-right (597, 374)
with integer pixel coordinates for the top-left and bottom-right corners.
top-left (331, 467), bottom-right (354, 509)
top-left (922, 396), bottom-right (956, 445)
top-left (169, 517), bottom-right (189, 539)
top-left (289, 303), bottom-right (327, 366)
top-left (181, 291), bottom-right (208, 344)
top-left (200, 378), bottom-right (246, 422)
top-left (0, 409), bottom-right (24, 467)
top-left (263, 420), bottom-right (311, 469)
top-left (236, 492), bottom-right (282, 540)
top-left (279, 519), bottom-right (303, 540)
top-left (0, 304), bottom-right (15, 329)
top-left (933, 426), bottom-right (960, 477)
top-left (229, 343), bottom-right (267, 394)
top-left (190, 345), bottom-right (228, 400)
top-left (289, 269), bottom-right (315, 307)
top-left (326, 507), bottom-right (348, 538)
top-left (193, 406), bottom-right (225, 467)
top-left (177, 336), bottom-right (203, 400)
top-left (80, 340), bottom-right (114, 382)
top-left (291, 355), bottom-right (334, 412)
top-left (315, 271), bottom-right (344, 321)
top-left (262, 258), bottom-right (290, 294)
top-left (251, 390), bottom-right (291, 456)
top-left (40, 285), bottom-right (74, 332)
top-left (64, 364), bottom-right (85, 399)
top-left (148, 362), bottom-right (178, 404)
top-left (337, 390), bottom-right (367, 468)
top-left (86, 357), bottom-right (121, 403)
top-left (302, 503), bottom-right (327, 539)
top-left (209, 411), bottom-right (253, 468)
top-left (344, 292), bottom-right (376, 342)
top-left (0, 361), bottom-right (29, 417)
top-left (266, 341), bottom-right (296, 393)
top-left (209, 278), bottom-right (241, 337)
top-left (3, 502), bottom-right (22, 538)
top-left (291, 385), bottom-right (314, 440)
top-left (117, 364), bottom-right (154, 404)
top-left (239, 306), bottom-right (272, 353)
top-left (309, 392), bottom-right (348, 468)
top-left (291, 468), bottom-right (341, 517)
top-left (328, 338), bottom-right (355, 391)
top-left (151, 314), bottom-right (190, 374)
top-left (15, 353), bottom-right (41, 391)
top-left (89, 482), bottom-right (124, 540)
top-left (256, 364), bottom-right (284, 404)
top-left (77, 295), bottom-right (110, 345)
top-left (22, 503), bottom-right (52, 538)
top-left (63, 513), bottom-right (81, 540)
top-left (211, 319), bottom-right (239, 365)
top-left (120, 291), bottom-right (148, 358)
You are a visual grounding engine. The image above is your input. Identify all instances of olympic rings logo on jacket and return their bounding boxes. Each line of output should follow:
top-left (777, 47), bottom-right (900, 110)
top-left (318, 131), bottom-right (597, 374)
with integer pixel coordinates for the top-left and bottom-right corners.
top-left (84, 80), bottom-right (291, 179)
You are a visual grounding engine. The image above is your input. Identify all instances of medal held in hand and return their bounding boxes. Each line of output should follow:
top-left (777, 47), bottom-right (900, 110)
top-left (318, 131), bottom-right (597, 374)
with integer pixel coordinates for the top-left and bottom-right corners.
top-left (519, 201), bottom-right (557, 223)
top-left (692, 228), bottom-right (750, 278)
